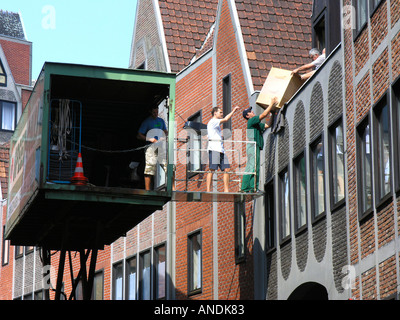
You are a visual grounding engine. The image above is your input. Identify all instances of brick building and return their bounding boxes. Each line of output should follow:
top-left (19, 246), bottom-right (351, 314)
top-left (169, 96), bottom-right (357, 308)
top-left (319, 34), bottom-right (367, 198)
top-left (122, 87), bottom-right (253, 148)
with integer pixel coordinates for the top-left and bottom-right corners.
top-left (128, 0), bottom-right (313, 300)
top-left (0, 11), bottom-right (33, 300)
top-left (2, 0), bottom-right (400, 301)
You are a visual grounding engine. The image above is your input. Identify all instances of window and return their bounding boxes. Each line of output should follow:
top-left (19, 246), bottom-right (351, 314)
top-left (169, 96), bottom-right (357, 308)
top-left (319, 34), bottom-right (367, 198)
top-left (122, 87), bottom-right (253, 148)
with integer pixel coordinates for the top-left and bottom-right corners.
top-left (112, 261), bottom-right (123, 300)
top-left (139, 250), bottom-right (151, 300)
top-left (393, 81), bottom-right (400, 191)
top-left (355, 0), bottom-right (368, 35)
top-left (154, 245), bottom-right (166, 300)
top-left (329, 119), bottom-right (346, 208)
top-left (25, 246), bottom-right (34, 254)
top-left (34, 290), bottom-right (44, 300)
top-left (313, 14), bottom-right (326, 53)
top-left (369, 0), bottom-right (383, 15)
top-left (187, 111), bottom-right (202, 175)
top-left (15, 246), bottom-right (23, 259)
top-left (2, 226), bottom-right (9, 266)
top-left (125, 256), bottom-right (137, 300)
top-left (294, 153), bottom-right (307, 232)
top-left (279, 168), bottom-right (291, 242)
top-left (357, 116), bottom-right (373, 219)
top-left (310, 136), bottom-right (325, 220)
top-left (0, 101), bottom-right (16, 131)
top-left (0, 59), bottom-right (6, 86)
top-left (265, 181), bottom-right (275, 251)
top-left (92, 271), bottom-right (104, 300)
top-left (373, 95), bottom-right (391, 203)
top-left (222, 74), bottom-right (232, 136)
top-left (75, 272), bottom-right (103, 300)
top-left (188, 231), bottom-right (202, 294)
top-left (234, 202), bottom-right (246, 262)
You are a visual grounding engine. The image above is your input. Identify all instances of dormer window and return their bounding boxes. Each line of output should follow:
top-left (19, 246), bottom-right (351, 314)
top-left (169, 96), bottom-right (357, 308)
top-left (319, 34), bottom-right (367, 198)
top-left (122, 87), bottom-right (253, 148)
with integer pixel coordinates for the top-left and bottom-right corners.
top-left (0, 59), bottom-right (6, 86)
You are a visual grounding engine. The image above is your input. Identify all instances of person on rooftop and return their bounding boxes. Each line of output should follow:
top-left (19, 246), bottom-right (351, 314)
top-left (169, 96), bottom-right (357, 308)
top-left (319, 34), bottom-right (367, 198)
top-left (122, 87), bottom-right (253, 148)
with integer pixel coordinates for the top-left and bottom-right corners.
top-left (292, 48), bottom-right (326, 80)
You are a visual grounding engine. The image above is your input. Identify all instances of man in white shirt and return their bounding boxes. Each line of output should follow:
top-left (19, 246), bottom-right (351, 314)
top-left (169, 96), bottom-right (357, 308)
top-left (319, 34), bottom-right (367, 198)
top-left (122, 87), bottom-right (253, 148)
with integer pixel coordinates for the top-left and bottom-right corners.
top-left (206, 106), bottom-right (239, 192)
top-left (292, 48), bottom-right (326, 80)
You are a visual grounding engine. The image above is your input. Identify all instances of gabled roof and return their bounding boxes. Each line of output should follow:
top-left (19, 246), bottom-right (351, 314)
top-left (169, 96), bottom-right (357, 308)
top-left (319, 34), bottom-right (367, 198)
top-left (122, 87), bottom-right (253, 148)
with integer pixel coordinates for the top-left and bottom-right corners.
top-left (236, 0), bottom-right (313, 91)
top-left (0, 11), bottom-right (25, 40)
top-left (158, 0), bottom-right (312, 91)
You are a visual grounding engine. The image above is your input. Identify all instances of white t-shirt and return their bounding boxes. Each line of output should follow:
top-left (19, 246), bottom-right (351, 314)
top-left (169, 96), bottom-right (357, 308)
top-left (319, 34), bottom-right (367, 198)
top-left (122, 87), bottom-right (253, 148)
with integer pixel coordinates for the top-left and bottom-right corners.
top-left (311, 53), bottom-right (326, 69)
top-left (207, 118), bottom-right (224, 153)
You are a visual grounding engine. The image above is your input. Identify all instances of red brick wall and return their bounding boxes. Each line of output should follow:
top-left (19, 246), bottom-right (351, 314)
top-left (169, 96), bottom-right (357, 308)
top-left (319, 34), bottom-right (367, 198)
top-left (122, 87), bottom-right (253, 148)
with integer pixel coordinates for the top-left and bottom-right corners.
top-left (379, 256), bottom-right (397, 299)
top-left (0, 39), bottom-right (31, 86)
top-left (0, 205), bottom-right (13, 300)
top-left (174, 0), bottom-right (256, 299)
top-left (175, 52), bottom-right (214, 299)
top-left (371, 2), bottom-right (388, 54)
top-left (215, 0), bottom-right (253, 300)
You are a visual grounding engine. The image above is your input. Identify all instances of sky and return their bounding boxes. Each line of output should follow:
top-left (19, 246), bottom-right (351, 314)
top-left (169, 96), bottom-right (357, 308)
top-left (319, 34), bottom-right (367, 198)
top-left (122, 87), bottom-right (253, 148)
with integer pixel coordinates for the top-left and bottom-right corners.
top-left (2, 0), bottom-right (137, 80)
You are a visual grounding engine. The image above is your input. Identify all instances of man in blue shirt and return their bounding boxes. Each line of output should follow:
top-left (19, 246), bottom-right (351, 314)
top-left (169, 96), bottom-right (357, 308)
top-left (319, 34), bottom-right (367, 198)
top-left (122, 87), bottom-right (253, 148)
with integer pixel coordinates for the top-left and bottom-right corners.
top-left (137, 106), bottom-right (168, 190)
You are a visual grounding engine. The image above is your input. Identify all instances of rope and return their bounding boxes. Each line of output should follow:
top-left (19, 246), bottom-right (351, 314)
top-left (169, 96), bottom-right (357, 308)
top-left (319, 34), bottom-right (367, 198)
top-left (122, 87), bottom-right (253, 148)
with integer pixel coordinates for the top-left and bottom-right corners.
top-left (66, 138), bottom-right (151, 154)
top-left (51, 99), bottom-right (72, 160)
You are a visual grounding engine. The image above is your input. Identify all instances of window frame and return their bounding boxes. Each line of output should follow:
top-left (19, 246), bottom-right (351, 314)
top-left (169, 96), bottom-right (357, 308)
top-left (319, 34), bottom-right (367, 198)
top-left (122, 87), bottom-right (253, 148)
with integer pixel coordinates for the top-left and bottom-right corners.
top-left (2, 226), bottom-right (9, 266)
top-left (353, 0), bottom-right (368, 39)
top-left (15, 246), bottom-right (24, 259)
top-left (222, 73), bottom-right (232, 137)
top-left (186, 111), bottom-right (203, 178)
top-left (0, 100), bottom-right (17, 132)
top-left (310, 134), bottom-right (326, 222)
top-left (369, 0), bottom-right (384, 17)
top-left (356, 114), bottom-right (374, 221)
top-left (392, 78), bottom-right (400, 193)
top-left (328, 117), bottom-right (346, 211)
top-left (154, 243), bottom-right (166, 300)
top-left (312, 10), bottom-right (326, 54)
top-left (139, 249), bottom-right (152, 300)
top-left (234, 202), bottom-right (246, 263)
top-left (293, 151), bottom-right (308, 234)
top-left (92, 270), bottom-right (104, 300)
top-left (279, 166), bottom-right (291, 244)
top-left (125, 254), bottom-right (137, 300)
top-left (373, 93), bottom-right (392, 207)
top-left (187, 230), bottom-right (202, 295)
top-left (112, 260), bottom-right (124, 300)
top-left (265, 179), bottom-right (276, 252)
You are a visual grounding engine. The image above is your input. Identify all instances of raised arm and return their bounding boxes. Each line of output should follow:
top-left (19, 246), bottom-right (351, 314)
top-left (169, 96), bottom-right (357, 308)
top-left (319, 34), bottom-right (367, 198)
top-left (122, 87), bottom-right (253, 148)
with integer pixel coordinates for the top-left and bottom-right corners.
top-left (220, 106), bottom-right (240, 124)
top-left (259, 97), bottom-right (279, 121)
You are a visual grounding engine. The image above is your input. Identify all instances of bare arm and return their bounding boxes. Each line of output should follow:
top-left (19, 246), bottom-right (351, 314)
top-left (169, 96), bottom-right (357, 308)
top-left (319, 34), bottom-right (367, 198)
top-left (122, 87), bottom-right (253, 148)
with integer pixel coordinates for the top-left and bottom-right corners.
top-left (292, 62), bottom-right (315, 74)
top-left (137, 132), bottom-right (157, 143)
top-left (220, 106), bottom-right (240, 124)
top-left (259, 97), bottom-right (279, 121)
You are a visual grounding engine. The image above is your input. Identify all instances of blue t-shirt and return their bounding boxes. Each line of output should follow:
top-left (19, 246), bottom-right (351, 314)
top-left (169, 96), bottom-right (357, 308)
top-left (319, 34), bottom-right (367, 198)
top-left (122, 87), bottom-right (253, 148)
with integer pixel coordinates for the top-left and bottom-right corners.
top-left (138, 116), bottom-right (167, 141)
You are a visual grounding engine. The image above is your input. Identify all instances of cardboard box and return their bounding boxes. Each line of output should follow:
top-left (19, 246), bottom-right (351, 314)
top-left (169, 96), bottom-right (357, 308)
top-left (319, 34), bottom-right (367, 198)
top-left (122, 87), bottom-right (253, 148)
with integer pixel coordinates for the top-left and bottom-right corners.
top-left (256, 67), bottom-right (304, 109)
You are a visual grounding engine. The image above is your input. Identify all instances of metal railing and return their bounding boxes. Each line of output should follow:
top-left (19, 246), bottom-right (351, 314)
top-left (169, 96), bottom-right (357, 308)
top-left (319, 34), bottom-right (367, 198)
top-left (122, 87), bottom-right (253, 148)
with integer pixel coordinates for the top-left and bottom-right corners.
top-left (174, 137), bottom-right (257, 193)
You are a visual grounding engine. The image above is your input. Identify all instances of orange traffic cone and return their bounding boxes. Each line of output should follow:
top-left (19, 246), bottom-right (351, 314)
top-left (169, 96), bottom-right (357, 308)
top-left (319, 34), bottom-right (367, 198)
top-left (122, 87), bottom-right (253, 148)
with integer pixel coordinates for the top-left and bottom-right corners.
top-left (71, 153), bottom-right (88, 186)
